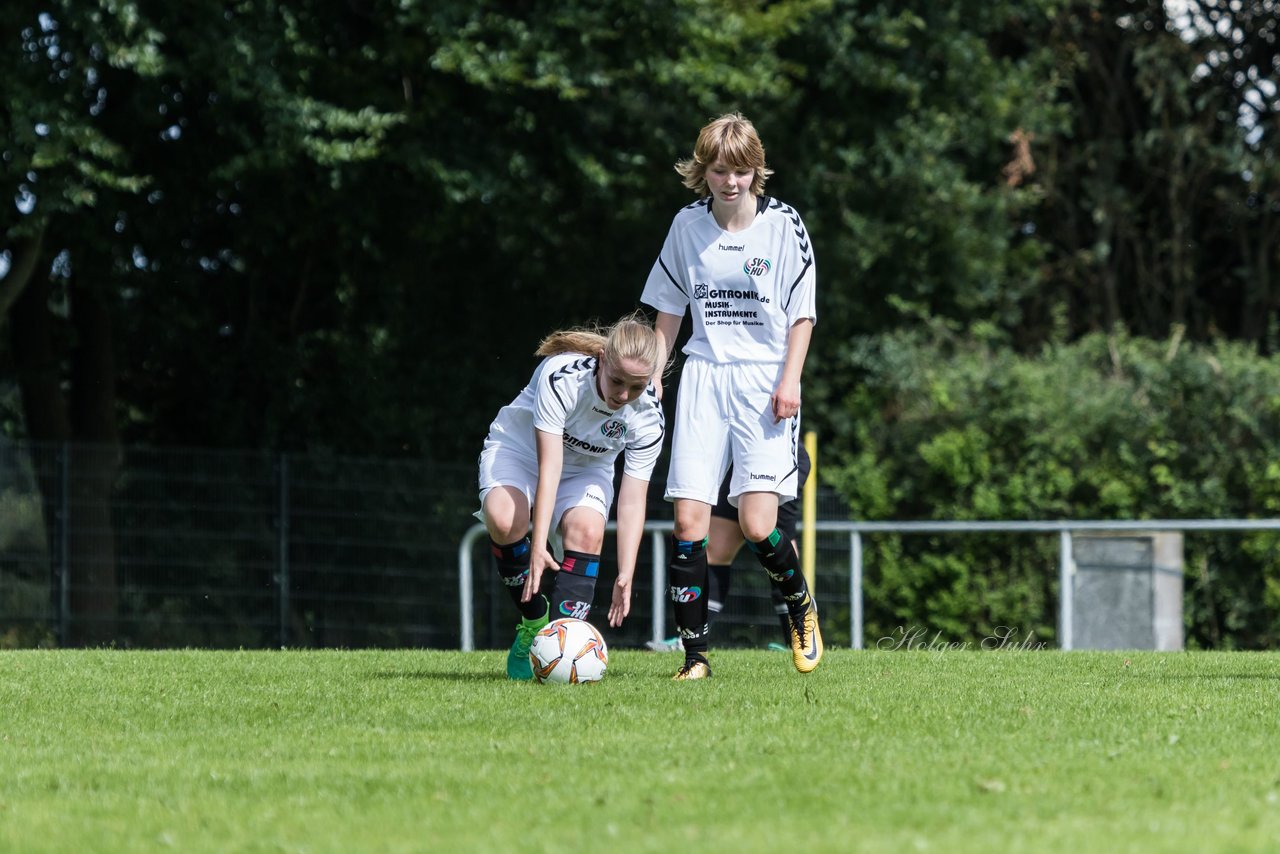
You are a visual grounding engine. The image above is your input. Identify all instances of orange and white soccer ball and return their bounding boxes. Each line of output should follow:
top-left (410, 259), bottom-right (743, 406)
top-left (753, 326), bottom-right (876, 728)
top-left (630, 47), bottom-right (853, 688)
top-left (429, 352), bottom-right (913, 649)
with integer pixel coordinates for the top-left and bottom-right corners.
top-left (529, 618), bottom-right (608, 684)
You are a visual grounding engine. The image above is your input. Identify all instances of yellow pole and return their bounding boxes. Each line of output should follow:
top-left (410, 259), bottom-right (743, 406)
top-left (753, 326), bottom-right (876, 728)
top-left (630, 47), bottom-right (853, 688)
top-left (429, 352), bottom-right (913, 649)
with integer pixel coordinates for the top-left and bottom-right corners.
top-left (802, 430), bottom-right (817, 590)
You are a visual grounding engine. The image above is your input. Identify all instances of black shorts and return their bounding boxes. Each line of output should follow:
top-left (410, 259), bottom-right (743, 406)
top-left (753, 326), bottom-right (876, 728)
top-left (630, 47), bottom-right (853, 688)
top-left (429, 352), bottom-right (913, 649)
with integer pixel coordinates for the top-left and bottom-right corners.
top-left (710, 444), bottom-right (812, 543)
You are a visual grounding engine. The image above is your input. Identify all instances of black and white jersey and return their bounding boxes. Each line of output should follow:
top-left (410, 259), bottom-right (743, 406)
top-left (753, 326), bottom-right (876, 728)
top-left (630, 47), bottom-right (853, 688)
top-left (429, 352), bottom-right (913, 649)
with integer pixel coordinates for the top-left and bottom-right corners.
top-left (640, 195), bottom-right (817, 364)
top-left (486, 352), bottom-right (665, 481)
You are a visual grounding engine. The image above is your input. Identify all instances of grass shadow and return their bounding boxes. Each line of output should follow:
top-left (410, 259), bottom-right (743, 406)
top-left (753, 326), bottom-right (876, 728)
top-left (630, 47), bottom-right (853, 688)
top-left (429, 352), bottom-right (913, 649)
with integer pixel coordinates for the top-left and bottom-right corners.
top-left (369, 670), bottom-right (509, 682)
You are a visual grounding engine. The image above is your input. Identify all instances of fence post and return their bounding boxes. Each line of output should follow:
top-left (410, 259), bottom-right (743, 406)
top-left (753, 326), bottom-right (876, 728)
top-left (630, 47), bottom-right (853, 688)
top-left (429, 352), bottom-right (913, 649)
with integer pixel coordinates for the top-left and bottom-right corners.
top-left (277, 453), bottom-right (290, 648)
top-left (650, 529), bottom-right (666, 646)
top-left (57, 443), bottom-right (70, 646)
top-left (459, 524), bottom-right (477, 651)
top-left (850, 531), bottom-right (863, 650)
top-left (1058, 530), bottom-right (1073, 651)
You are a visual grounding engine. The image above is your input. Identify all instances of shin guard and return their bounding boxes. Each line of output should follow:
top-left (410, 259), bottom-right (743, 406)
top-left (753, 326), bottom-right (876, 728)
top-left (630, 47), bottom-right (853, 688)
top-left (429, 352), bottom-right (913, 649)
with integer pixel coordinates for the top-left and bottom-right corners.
top-left (670, 537), bottom-right (710, 656)
top-left (747, 529), bottom-right (811, 619)
top-left (551, 550), bottom-right (600, 620)
top-left (490, 536), bottom-right (547, 621)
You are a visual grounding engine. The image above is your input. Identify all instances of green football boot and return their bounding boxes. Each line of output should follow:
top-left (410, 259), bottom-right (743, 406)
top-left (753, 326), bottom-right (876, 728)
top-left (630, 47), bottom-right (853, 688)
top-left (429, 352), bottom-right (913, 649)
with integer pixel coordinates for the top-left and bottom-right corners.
top-left (506, 603), bottom-right (549, 680)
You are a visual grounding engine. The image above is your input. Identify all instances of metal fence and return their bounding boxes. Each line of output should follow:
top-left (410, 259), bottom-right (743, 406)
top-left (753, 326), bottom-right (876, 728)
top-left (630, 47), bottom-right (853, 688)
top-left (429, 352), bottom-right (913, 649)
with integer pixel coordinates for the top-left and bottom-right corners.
top-left (0, 440), bottom-right (480, 648)
top-left (0, 439), bottom-right (855, 650)
top-left (457, 518), bottom-right (1280, 652)
top-left (7, 439), bottom-right (1278, 650)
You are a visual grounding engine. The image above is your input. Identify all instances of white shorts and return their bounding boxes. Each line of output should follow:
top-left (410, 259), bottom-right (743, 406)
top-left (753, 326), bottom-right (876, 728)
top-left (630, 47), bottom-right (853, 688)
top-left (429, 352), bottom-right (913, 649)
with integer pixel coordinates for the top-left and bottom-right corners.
top-left (476, 439), bottom-right (614, 534)
top-left (665, 357), bottom-right (801, 507)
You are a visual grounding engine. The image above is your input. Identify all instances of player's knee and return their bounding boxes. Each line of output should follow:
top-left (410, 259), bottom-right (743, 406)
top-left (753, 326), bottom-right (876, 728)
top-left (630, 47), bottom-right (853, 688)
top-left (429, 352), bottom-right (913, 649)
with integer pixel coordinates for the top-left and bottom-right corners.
top-left (739, 518), bottom-right (776, 544)
top-left (484, 514), bottom-right (527, 544)
top-left (482, 489), bottom-right (529, 542)
top-left (560, 512), bottom-right (605, 553)
top-left (673, 503), bottom-right (711, 541)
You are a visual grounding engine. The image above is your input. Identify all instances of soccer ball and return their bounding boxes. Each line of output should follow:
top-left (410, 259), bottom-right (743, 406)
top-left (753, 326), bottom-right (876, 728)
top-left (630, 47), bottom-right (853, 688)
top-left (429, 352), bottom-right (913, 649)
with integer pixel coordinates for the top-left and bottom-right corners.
top-left (529, 618), bottom-right (608, 684)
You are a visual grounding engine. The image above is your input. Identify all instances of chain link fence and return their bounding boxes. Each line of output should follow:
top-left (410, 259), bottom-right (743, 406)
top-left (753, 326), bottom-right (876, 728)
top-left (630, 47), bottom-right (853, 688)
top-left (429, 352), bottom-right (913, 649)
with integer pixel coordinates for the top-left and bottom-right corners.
top-left (0, 441), bottom-right (476, 648)
top-left (0, 440), bottom-right (853, 650)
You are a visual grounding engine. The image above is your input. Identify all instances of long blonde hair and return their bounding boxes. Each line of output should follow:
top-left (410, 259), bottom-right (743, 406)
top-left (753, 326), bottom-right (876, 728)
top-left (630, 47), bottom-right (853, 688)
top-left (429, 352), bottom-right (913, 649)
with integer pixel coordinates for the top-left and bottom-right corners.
top-left (675, 112), bottom-right (773, 197)
top-left (536, 311), bottom-right (662, 377)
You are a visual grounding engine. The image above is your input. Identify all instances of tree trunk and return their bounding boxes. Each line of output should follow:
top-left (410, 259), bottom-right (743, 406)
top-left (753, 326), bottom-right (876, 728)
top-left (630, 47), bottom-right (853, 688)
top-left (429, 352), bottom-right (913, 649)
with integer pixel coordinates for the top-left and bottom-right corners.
top-left (9, 252), bottom-right (122, 645)
top-left (9, 242), bottom-right (71, 641)
top-left (66, 276), bottom-right (122, 646)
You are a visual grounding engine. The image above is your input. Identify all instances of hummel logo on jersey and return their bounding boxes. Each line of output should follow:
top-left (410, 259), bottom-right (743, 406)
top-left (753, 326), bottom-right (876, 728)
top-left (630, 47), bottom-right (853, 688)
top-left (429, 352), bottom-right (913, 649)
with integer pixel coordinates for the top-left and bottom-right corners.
top-left (749, 472), bottom-right (777, 482)
top-left (600, 420), bottom-right (626, 439)
top-left (718, 243), bottom-right (744, 252)
top-left (591, 406), bottom-right (613, 416)
top-left (670, 586), bottom-right (702, 603)
top-left (744, 257), bottom-right (772, 277)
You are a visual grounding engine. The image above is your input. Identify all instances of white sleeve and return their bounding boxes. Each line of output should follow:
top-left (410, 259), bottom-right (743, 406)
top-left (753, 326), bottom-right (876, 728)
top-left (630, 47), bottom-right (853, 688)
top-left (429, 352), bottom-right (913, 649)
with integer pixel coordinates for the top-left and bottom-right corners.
top-left (531, 360), bottom-right (574, 434)
top-left (639, 220), bottom-right (690, 316)
top-left (621, 398), bottom-right (665, 481)
top-left (782, 210), bottom-right (817, 326)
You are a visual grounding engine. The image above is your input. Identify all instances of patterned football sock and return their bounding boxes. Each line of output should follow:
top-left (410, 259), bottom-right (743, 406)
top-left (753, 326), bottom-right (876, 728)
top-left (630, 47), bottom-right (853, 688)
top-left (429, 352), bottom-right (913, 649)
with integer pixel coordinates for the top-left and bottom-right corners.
top-left (670, 536), bottom-right (710, 657)
top-left (771, 587), bottom-right (792, 643)
top-left (747, 528), bottom-right (812, 622)
top-left (490, 536), bottom-right (547, 621)
top-left (707, 563), bottom-right (731, 626)
top-left (551, 550), bottom-right (600, 620)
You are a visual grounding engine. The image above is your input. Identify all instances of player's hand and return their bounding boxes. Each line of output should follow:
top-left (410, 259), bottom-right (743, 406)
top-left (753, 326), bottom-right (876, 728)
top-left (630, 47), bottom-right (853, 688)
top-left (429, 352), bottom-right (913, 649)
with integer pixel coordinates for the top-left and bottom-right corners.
top-left (522, 546), bottom-right (559, 602)
top-left (771, 379), bottom-right (801, 423)
top-left (608, 578), bottom-right (632, 627)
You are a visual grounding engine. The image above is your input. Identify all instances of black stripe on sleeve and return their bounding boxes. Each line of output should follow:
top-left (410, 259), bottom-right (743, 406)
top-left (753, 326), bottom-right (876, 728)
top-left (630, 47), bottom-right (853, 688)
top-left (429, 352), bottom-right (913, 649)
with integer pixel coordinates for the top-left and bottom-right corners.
top-left (546, 356), bottom-right (596, 412)
top-left (657, 257), bottom-right (688, 299)
top-left (783, 258), bottom-right (812, 314)
top-left (627, 433), bottom-right (665, 452)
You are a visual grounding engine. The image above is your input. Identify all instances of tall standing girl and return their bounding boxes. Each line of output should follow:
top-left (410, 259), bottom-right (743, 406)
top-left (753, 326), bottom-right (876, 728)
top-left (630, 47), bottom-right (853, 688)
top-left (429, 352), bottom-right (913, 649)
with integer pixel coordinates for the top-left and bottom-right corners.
top-left (640, 113), bottom-right (822, 680)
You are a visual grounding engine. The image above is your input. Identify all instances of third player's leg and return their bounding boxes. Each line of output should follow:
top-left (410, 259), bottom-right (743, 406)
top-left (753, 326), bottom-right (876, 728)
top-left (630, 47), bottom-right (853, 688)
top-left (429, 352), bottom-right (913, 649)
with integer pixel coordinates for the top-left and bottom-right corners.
top-left (706, 512), bottom-right (745, 632)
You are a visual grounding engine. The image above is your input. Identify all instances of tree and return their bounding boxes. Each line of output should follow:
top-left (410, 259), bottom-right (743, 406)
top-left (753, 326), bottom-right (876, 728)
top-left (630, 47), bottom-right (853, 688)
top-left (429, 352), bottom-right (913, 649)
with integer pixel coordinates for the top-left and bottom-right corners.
top-left (1027, 0), bottom-right (1280, 346)
top-left (769, 0), bottom-right (1067, 445)
top-left (1, 0), bottom-right (402, 641)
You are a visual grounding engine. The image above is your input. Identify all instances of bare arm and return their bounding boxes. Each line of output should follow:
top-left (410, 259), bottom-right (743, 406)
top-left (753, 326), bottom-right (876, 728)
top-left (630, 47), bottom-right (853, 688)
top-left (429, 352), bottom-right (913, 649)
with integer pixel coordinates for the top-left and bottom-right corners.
top-left (652, 311), bottom-right (683, 401)
top-left (522, 429), bottom-right (563, 602)
top-left (607, 473), bottom-right (649, 627)
top-left (771, 318), bottom-right (813, 423)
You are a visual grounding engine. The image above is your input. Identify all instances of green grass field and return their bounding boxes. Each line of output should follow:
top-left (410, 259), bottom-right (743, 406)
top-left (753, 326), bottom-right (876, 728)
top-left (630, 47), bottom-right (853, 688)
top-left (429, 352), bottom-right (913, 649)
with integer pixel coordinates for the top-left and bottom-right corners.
top-left (2, 648), bottom-right (1277, 852)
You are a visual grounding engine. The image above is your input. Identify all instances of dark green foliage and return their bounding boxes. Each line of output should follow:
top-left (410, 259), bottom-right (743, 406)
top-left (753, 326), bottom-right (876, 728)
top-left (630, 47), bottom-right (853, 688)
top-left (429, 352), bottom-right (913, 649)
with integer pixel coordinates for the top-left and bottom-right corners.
top-left (3, 0), bottom-right (1280, 646)
top-left (829, 327), bottom-right (1280, 648)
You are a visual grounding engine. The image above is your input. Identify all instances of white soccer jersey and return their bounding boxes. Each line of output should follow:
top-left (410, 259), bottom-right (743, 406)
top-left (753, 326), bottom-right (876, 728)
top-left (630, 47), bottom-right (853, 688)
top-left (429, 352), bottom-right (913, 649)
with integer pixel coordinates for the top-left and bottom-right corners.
top-left (640, 195), bottom-right (817, 364)
top-left (485, 352), bottom-right (665, 481)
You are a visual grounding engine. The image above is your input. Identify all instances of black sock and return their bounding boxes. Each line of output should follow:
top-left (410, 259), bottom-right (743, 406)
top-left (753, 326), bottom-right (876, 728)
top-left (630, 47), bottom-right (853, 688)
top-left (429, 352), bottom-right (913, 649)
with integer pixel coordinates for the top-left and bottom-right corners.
top-left (551, 550), bottom-right (600, 620)
top-left (670, 536), bottom-right (709, 657)
top-left (747, 529), bottom-right (811, 622)
top-left (707, 563), bottom-right (731, 627)
top-left (490, 536), bottom-right (548, 621)
top-left (771, 587), bottom-right (791, 643)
